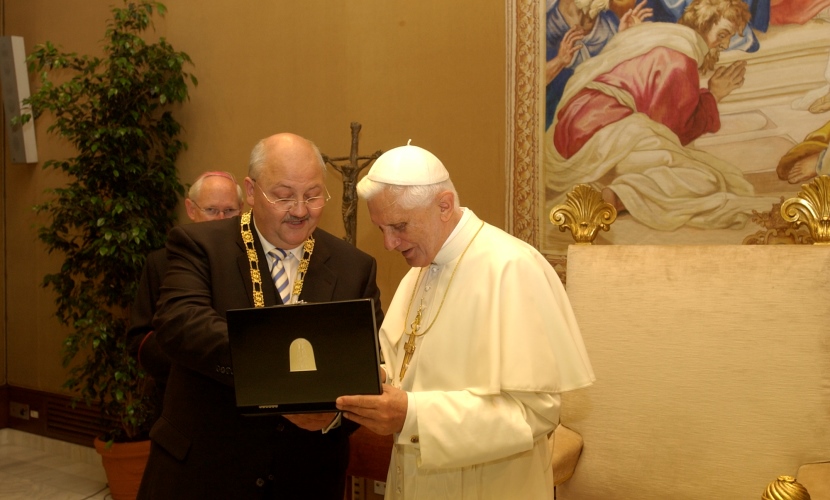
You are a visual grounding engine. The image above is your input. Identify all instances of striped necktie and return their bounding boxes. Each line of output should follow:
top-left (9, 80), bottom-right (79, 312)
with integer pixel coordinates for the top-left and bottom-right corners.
top-left (269, 248), bottom-right (291, 304)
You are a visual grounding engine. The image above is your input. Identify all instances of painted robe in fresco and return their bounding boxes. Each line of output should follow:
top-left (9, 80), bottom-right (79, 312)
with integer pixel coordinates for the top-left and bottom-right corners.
top-left (645, 0), bottom-right (768, 51)
top-left (545, 0), bottom-right (619, 128)
top-left (770, 0), bottom-right (830, 25)
top-left (553, 45), bottom-right (720, 158)
top-left (545, 22), bottom-right (781, 231)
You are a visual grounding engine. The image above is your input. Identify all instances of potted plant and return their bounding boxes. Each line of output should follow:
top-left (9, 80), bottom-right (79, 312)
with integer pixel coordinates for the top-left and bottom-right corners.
top-left (17, 1), bottom-right (196, 497)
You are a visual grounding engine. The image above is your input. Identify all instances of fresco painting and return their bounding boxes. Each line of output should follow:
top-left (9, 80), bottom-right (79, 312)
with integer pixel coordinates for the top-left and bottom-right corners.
top-left (538, 0), bottom-right (830, 254)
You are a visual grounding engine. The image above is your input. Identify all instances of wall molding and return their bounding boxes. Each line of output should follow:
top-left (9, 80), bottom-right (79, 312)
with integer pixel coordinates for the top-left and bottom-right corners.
top-left (0, 385), bottom-right (102, 447)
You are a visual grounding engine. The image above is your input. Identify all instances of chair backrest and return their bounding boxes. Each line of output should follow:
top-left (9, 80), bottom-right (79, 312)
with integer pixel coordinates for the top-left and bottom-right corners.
top-left (558, 245), bottom-right (830, 499)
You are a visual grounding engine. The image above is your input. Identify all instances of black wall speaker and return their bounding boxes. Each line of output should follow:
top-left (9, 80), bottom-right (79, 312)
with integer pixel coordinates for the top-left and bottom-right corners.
top-left (0, 36), bottom-right (37, 164)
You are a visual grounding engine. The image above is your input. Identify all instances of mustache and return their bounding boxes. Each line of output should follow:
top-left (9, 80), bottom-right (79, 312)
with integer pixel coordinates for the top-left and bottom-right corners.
top-left (283, 214), bottom-right (310, 223)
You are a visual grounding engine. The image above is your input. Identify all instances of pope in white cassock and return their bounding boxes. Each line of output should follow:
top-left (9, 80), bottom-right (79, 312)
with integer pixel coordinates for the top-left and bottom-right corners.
top-left (336, 142), bottom-right (595, 499)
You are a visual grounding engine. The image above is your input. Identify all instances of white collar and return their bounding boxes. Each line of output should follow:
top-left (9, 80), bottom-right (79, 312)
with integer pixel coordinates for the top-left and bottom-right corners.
top-left (433, 208), bottom-right (481, 266)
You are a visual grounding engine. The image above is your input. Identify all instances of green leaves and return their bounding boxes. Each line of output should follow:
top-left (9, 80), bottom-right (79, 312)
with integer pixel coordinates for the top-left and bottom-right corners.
top-left (31, 0), bottom-right (193, 443)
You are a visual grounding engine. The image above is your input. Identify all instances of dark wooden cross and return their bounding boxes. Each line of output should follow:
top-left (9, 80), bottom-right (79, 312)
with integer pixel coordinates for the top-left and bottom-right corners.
top-left (322, 122), bottom-right (383, 246)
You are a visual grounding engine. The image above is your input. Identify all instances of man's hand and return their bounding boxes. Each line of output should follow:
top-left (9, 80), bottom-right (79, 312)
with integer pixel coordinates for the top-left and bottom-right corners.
top-left (336, 384), bottom-right (408, 436)
top-left (283, 412), bottom-right (339, 432)
top-left (554, 27), bottom-right (585, 68)
top-left (619, 1), bottom-right (653, 31)
top-left (546, 27), bottom-right (585, 85)
top-left (708, 60), bottom-right (747, 102)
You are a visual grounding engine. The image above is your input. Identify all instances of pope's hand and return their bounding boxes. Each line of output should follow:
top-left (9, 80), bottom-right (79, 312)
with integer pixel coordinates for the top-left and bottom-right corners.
top-left (283, 412), bottom-right (339, 431)
top-left (336, 384), bottom-right (408, 435)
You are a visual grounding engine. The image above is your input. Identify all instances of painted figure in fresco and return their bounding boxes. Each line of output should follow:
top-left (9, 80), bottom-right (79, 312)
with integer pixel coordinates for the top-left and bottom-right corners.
top-left (644, 0), bottom-right (770, 51)
top-left (792, 52), bottom-right (830, 114)
top-left (775, 0), bottom-right (830, 113)
top-left (807, 63), bottom-right (830, 114)
top-left (545, 0), bottom-right (781, 232)
top-left (777, 121), bottom-right (830, 183)
top-left (769, 0), bottom-right (830, 25)
top-left (545, 0), bottom-right (653, 128)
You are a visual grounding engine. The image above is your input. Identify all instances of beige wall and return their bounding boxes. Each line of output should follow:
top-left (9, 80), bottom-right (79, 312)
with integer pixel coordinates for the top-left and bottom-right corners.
top-left (2, 1), bottom-right (506, 392)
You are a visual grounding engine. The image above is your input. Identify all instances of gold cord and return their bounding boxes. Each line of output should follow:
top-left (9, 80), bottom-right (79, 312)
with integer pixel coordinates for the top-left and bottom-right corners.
top-left (399, 221), bottom-right (485, 380)
top-left (240, 210), bottom-right (314, 307)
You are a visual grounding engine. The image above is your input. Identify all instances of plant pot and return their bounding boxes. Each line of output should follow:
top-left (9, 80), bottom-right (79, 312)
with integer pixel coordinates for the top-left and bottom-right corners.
top-left (93, 437), bottom-right (151, 500)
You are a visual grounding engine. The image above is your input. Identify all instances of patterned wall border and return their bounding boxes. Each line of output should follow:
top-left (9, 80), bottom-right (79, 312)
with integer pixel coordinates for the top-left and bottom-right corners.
top-left (506, 0), bottom-right (570, 277)
top-left (506, 0), bottom-right (541, 249)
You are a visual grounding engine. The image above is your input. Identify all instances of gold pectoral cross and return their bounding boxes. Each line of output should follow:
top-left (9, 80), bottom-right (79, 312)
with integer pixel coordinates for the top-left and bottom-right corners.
top-left (399, 302), bottom-right (424, 381)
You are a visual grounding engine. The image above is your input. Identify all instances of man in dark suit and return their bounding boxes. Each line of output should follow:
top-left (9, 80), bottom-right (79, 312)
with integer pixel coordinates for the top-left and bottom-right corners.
top-left (128, 171), bottom-right (244, 406)
top-left (137, 133), bottom-right (383, 499)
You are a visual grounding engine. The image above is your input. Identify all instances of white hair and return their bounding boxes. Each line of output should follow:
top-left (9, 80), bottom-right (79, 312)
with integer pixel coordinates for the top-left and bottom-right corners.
top-left (188, 171), bottom-right (244, 205)
top-left (573, 0), bottom-right (609, 19)
top-left (356, 176), bottom-right (460, 210)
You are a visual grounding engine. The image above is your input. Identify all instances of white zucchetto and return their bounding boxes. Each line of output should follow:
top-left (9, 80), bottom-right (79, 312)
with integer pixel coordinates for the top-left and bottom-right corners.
top-left (366, 140), bottom-right (449, 186)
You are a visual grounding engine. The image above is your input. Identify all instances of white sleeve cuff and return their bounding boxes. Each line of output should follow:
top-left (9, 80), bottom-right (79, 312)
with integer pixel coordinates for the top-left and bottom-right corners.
top-left (321, 412), bottom-right (342, 434)
top-left (396, 391), bottom-right (419, 445)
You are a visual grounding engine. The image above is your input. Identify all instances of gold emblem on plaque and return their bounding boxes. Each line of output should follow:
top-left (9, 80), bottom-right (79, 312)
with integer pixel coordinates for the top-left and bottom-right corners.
top-left (289, 338), bottom-right (317, 372)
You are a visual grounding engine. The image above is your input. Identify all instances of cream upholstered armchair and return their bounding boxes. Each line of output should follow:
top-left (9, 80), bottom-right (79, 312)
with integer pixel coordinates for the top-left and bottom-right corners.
top-left (550, 424), bottom-right (584, 486)
top-left (548, 180), bottom-right (830, 499)
top-left (346, 397), bottom-right (591, 491)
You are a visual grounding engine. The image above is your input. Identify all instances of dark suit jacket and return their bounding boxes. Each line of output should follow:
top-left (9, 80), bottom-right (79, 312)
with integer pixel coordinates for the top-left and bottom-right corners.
top-left (128, 247), bottom-right (173, 382)
top-left (137, 215), bottom-right (383, 500)
top-left (126, 247), bottom-right (171, 431)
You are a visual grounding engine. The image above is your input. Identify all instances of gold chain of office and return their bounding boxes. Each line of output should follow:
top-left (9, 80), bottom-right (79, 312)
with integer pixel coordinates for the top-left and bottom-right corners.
top-left (399, 220), bottom-right (485, 380)
top-left (240, 210), bottom-right (315, 308)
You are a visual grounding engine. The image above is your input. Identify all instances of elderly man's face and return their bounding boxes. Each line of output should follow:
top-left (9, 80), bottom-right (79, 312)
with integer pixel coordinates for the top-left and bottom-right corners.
top-left (697, 17), bottom-right (738, 73)
top-left (245, 139), bottom-right (327, 250)
top-left (704, 17), bottom-right (737, 50)
top-left (367, 188), bottom-right (448, 268)
top-left (185, 176), bottom-right (242, 222)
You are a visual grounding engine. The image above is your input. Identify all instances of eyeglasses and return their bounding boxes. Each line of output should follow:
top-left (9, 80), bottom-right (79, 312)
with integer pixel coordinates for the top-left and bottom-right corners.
top-left (253, 180), bottom-right (331, 212)
top-left (189, 201), bottom-right (241, 218)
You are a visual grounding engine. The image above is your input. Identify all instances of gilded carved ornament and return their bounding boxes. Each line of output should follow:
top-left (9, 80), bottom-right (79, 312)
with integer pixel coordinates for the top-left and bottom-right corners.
top-left (780, 175), bottom-right (830, 245)
top-left (549, 184), bottom-right (617, 245)
top-left (761, 475), bottom-right (811, 500)
top-left (742, 197), bottom-right (813, 245)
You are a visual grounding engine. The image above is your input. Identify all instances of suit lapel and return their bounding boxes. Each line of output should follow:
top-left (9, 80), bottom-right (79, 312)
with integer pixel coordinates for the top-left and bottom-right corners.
top-left (300, 229), bottom-right (336, 303)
